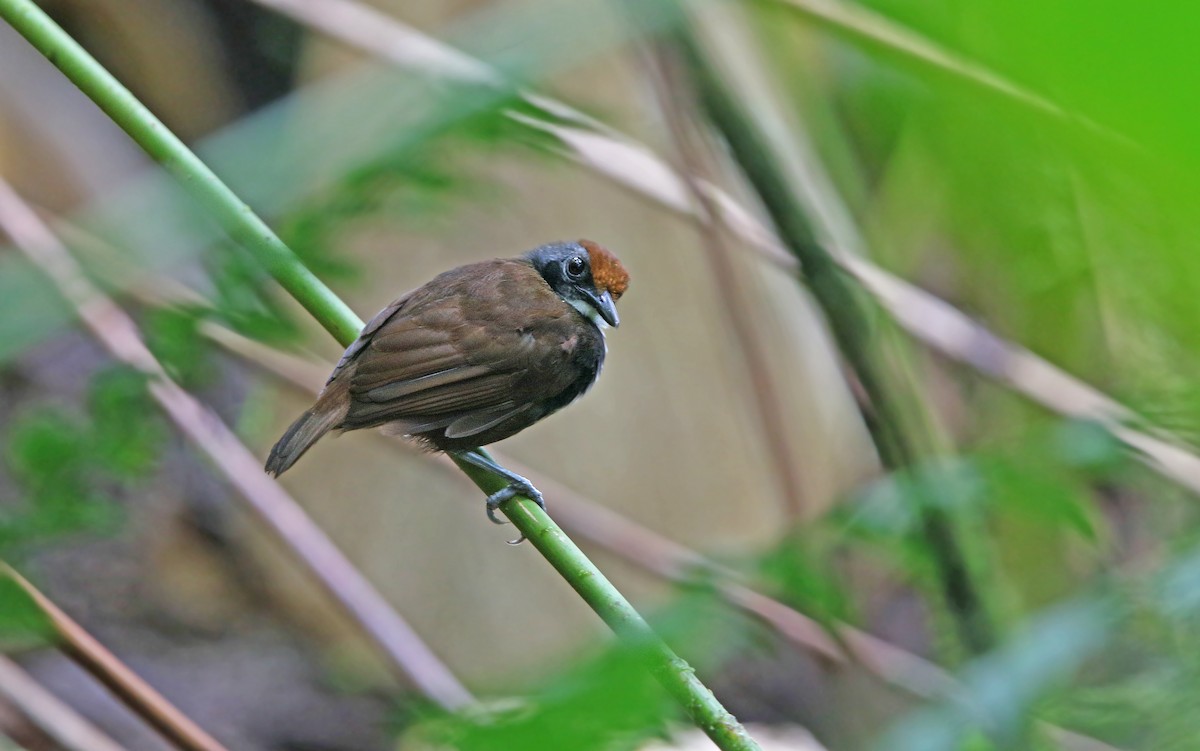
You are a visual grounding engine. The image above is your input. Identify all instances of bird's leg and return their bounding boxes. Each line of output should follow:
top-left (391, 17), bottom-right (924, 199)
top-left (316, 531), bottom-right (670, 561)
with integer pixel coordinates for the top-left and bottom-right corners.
top-left (449, 448), bottom-right (547, 530)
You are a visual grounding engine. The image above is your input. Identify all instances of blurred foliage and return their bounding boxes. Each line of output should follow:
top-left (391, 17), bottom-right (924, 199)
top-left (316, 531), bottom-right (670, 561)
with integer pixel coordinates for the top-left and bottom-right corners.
top-left (404, 647), bottom-right (673, 751)
top-left (757, 526), bottom-right (855, 627)
top-left (0, 574), bottom-right (54, 651)
top-left (1, 367), bottom-right (162, 553)
top-left (279, 93), bottom-right (557, 278)
top-left (400, 594), bottom-right (750, 751)
top-left (879, 598), bottom-right (1118, 751)
top-left (1041, 548), bottom-right (1200, 749)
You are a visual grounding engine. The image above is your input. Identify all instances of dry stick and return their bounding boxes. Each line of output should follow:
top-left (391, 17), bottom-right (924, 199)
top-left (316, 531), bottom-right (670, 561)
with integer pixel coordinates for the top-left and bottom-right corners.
top-left (183, 315), bottom-right (1121, 751)
top-left (634, 35), bottom-right (810, 519)
top-left (0, 655), bottom-right (128, 751)
top-left (0, 564), bottom-right (227, 751)
top-left (0, 179), bottom-right (474, 711)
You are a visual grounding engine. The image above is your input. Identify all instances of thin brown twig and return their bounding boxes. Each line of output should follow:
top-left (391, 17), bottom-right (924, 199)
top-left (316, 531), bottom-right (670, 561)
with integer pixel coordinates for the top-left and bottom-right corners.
top-left (0, 564), bottom-right (226, 751)
top-left (0, 655), bottom-right (127, 751)
top-left (633, 32), bottom-right (809, 519)
top-left (0, 178), bottom-right (475, 712)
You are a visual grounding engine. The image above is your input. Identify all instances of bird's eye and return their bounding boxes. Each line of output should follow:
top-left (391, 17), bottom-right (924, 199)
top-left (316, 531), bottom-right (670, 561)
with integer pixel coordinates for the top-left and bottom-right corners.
top-left (565, 256), bottom-right (587, 279)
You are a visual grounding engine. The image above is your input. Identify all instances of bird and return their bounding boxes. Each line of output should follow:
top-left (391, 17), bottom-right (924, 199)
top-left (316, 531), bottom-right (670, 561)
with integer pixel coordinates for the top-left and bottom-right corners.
top-left (264, 239), bottom-right (629, 528)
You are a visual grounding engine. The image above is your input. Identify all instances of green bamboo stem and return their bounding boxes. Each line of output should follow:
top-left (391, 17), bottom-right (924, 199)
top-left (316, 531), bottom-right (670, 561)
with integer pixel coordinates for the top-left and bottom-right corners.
top-left (0, 2), bottom-right (761, 748)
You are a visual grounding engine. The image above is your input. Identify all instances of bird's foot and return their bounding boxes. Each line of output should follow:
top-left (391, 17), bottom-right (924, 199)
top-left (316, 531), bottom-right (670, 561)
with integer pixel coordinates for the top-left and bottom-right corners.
top-left (485, 478), bottom-right (545, 545)
top-left (448, 449), bottom-right (547, 544)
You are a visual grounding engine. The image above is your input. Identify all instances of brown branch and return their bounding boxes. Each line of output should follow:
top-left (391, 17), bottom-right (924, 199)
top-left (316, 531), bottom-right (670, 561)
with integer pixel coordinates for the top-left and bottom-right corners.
top-left (1, 564), bottom-right (226, 751)
top-left (0, 655), bottom-right (127, 751)
top-left (632, 32), bottom-right (810, 519)
top-left (0, 178), bottom-right (475, 712)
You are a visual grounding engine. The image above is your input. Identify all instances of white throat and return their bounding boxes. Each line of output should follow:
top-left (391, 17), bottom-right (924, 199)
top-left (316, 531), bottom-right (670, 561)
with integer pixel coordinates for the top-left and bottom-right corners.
top-left (568, 297), bottom-right (609, 333)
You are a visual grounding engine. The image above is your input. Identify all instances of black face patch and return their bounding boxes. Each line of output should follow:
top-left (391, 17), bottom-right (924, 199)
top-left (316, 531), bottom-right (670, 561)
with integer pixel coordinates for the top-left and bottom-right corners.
top-left (527, 241), bottom-right (595, 295)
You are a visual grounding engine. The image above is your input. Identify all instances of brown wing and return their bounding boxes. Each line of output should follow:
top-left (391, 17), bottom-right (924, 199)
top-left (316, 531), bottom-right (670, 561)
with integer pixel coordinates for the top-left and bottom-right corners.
top-left (334, 259), bottom-right (584, 440)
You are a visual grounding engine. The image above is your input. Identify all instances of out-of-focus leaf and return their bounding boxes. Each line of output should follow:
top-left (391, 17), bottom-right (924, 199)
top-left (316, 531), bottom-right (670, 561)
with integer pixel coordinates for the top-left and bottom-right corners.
top-left (88, 367), bottom-right (166, 478)
top-left (877, 598), bottom-right (1118, 751)
top-left (0, 575), bottom-right (54, 649)
top-left (6, 410), bottom-right (86, 482)
top-left (1045, 549), bottom-right (1200, 748)
top-left (207, 244), bottom-right (300, 345)
top-left (2, 373), bottom-right (159, 552)
top-left (400, 593), bottom-right (748, 751)
top-left (280, 92), bottom-right (545, 280)
top-left (1051, 419), bottom-right (1123, 476)
top-left (144, 306), bottom-right (215, 388)
top-left (1154, 547), bottom-right (1200, 623)
top-left (835, 457), bottom-right (988, 577)
top-left (757, 528), bottom-right (854, 625)
top-left (977, 458), bottom-right (1096, 541)
top-left (406, 644), bottom-right (673, 751)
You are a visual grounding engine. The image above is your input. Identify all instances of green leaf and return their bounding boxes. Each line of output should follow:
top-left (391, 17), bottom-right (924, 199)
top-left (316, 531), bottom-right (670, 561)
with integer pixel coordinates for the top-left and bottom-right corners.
top-left (87, 367), bottom-right (166, 479)
top-left (877, 598), bottom-right (1118, 751)
top-left (977, 458), bottom-right (1097, 541)
top-left (144, 306), bottom-right (215, 387)
top-left (1051, 419), bottom-right (1123, 476)
top-left (757, 528), bottom-right (853, 625)
top-left (6, 409), bottom-right (87, 483)
top-left (0, 575), bottom-right (54, 649)
top-left (408, 644), bottom-right (673, 751)
top-left (208, 244), bottom-right (300, 345)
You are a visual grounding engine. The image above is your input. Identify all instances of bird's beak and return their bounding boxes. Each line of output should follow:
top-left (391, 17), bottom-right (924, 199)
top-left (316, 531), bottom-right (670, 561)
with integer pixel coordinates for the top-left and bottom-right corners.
top-left (585, 289), bottom-right (620, 328)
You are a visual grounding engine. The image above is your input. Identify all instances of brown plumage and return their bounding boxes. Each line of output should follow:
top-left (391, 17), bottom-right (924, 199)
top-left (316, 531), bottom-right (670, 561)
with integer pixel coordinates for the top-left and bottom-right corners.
top-left (265, 241), bottom-right (628, 483)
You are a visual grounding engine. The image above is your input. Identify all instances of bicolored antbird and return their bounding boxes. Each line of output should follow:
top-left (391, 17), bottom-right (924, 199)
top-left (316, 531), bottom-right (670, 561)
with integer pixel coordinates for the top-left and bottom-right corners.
top-left (265, 239), bottom-right (629, 526)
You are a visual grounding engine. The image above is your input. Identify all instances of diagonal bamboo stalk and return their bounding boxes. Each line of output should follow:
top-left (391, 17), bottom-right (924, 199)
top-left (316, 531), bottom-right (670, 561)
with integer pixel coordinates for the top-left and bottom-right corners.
top-left (0, 6), bottom-right (760, 747)
top-left (0, 564), bottom-right (228, 751)
top-left (0, 178), bottom-right (474, 711)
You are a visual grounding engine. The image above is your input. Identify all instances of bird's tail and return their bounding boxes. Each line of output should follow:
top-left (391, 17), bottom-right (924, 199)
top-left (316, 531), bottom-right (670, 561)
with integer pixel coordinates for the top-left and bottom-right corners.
top-left (264, 383), bottom-right (349, 477)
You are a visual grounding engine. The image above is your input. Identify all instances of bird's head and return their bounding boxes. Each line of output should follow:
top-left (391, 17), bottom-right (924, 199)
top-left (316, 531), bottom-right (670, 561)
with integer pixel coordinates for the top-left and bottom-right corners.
top-left (526, 240), bottom-right (629, 329)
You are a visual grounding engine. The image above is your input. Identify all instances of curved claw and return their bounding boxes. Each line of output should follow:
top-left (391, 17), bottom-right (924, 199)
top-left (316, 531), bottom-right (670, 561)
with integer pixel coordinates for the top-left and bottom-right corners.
top-left (485, 486), bottom-right (519, 525)
top-left (484, 478), bottom-right (545, 544)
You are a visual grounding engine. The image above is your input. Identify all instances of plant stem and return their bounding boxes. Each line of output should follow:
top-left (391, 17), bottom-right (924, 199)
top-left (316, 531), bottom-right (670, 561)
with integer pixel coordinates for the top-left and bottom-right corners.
top-left (0, 1), bottom-right (762, 746)
top-left (0, 0), bottom-right (362, 346)
top-left (455, 453), bottom-right (763, 750)
top-left (673, 17), bottom-right (995, 655)
top-left (2, 564), bottom-right (229, 751)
